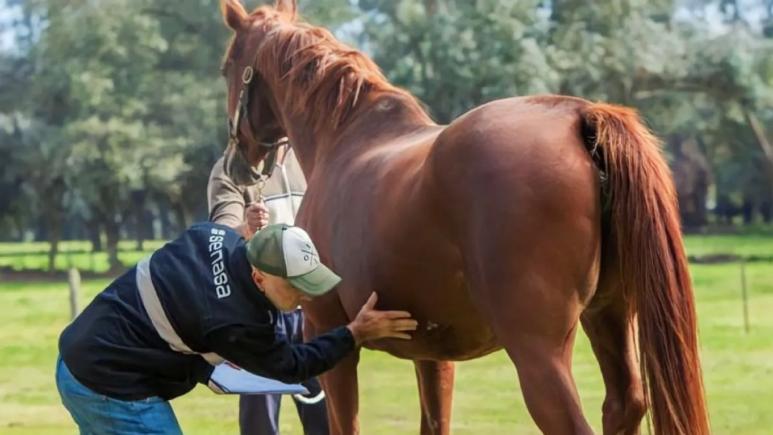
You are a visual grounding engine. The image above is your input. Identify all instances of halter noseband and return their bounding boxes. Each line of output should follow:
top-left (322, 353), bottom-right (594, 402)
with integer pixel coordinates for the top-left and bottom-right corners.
top-left (227, 61), bottom-right (288, 182)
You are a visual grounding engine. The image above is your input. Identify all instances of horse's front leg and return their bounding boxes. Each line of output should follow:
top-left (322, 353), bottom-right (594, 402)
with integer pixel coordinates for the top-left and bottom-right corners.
top-left (319, 349), bottom-right (361, 435)
top-left (414, 360), bottom-right (455, 435)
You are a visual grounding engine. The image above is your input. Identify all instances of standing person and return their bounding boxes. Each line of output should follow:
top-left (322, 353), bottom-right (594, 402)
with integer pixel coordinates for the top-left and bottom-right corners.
top-left (57, 221), bottom-right (417, 434)
top-left (208, 143), bottom-right (328, 435)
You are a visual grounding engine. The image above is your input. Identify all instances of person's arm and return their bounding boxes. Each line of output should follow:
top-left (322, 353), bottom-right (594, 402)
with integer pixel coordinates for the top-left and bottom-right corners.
top-left (206, 293), bottom-right (417, 383)
top-left (206, 323), bottom-right (355, 384)
top-left (207, 158), bottom-right (268, 238)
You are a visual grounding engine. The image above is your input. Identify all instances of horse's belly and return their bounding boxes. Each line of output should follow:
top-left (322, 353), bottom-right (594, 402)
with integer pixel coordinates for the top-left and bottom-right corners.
top-left (361, 290), bottom-right (502, 361)
top-left (306, 166), bottom-right (502, 360)
top-left (338, 254), bottom-right (500, 360)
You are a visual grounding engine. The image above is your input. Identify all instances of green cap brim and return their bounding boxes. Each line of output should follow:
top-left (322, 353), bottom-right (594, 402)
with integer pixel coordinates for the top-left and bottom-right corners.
top-left (288, 264), bottom-right (342, 296)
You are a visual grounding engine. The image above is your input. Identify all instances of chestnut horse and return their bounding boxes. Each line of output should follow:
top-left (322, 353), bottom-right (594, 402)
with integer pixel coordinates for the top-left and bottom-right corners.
top-left (218, 1), bottom-right (709, 434)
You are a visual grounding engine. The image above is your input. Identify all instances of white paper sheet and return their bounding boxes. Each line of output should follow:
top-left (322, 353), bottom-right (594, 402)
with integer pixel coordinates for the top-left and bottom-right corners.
top-left (208, 363), bottom-right (309, 395)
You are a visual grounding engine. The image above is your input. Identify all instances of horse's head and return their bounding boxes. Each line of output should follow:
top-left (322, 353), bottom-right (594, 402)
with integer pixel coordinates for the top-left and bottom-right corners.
top-left (219, 0), bottom-right (425, 180)
top-left (219, 0), bottom-right (296, 185)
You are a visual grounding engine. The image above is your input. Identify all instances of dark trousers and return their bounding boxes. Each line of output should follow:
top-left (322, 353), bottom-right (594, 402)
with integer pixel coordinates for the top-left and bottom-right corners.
top-left (239, 309), bottom-right (329, 435)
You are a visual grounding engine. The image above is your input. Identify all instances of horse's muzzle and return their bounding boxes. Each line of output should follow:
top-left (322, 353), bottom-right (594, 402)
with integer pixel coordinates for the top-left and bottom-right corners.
top-left (223, 142), bottom-right (264, 187)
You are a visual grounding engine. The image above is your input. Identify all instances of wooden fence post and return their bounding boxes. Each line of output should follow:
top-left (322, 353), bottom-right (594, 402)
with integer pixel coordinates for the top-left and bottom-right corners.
top-left (740, 260), bottom-right (749, 334)
top-left (68, 268), bottom-right (81, 320)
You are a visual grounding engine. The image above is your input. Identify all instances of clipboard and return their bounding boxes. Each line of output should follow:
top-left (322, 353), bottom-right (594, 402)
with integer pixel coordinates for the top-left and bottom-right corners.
top-left (207, 362), bottom-right (309, 395)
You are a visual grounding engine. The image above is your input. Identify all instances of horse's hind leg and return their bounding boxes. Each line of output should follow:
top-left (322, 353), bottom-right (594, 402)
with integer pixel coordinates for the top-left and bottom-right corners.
top-left (471, 257), bottom-right (594, 434)
top-left (501, 315), bottom-right (592, 435)
top-left (414, 360), bottom-right (455, 435)
top-left (581, 263), bottom-right (646, 434)
top-left (462, 201), bottom-right (599, 433)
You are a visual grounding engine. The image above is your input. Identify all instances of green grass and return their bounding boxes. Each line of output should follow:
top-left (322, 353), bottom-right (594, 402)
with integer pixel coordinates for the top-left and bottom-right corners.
top-left (1, 256), bottom-right (772, 434)
top-left (683, 233), bottom-right (773, 258)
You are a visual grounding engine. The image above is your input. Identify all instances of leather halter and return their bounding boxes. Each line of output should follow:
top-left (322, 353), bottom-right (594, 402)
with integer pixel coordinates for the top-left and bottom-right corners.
top-left (227, 61), bottom-right (288, 181)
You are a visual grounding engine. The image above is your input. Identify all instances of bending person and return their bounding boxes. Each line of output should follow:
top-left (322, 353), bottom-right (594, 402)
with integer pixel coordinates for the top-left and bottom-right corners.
top-left (56, 222), bottom-right (417, 434)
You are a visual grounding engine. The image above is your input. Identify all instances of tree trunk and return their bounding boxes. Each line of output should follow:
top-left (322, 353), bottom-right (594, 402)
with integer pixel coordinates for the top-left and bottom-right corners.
top-left (761, 200), bottom-right (772, 223)
top-left (159, 201), bottom-right (174, 240)
top-left (131, 190), bottom-right (147, 251)
top-left (742, 196), bottom-right (754, 225)
top-left (44, 197), bottom-right (65, 273)
top-left (104, 218), bottom-right (122, 272)
top-left (745, 109), bottom-right (773, 223)
top-left (744, 109), bottom-right (773, 190)
top-left (172, 200), bottom-right (190, 234)
top-left (88, 219), bottom-right (103, 252)
top-left (47, 229), bottom-right (60, 272)
top-left (672, 136), bottom-right (711, 228)
top-left (46, 213), bottom-right (62, 272)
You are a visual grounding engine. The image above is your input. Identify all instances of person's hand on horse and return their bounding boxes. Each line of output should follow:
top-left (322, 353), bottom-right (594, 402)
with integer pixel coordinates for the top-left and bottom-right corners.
top-left (347, 292), bottom-right (418, 346)
top-left (244, 201), bottom-right (270, 236)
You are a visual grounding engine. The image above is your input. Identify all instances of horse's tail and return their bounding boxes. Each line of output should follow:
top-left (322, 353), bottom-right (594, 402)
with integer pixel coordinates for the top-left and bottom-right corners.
top-left (582, 103), bottom-right (709, 435)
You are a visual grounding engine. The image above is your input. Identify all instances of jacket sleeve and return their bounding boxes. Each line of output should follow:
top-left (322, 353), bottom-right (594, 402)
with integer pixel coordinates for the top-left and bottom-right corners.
top-left (204, 324), bottom-right (355, 384)
top-left (207, 158), bottom-right (247, 229)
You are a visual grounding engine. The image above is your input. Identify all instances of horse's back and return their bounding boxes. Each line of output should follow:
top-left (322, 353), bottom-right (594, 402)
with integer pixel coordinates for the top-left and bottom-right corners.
top-left (428, 95), bottom-right (592, 174)
top-left (425, 95), bottom-right (598, 221)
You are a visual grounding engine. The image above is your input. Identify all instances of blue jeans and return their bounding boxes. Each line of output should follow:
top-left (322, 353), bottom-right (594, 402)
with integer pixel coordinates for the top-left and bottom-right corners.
top-left (239, 309), bottom-right (329, 435)
top-left (56, 356), bottom-right (182, 435)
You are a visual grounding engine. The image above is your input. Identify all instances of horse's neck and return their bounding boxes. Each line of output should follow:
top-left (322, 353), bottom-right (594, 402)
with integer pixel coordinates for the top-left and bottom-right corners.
top-left (284, 92), bottom-right (435, 178)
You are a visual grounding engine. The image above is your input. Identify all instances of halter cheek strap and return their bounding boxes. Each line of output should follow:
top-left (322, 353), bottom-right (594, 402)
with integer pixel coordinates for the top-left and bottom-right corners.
top-left (227, 62), bottom-right (289, 183)
top-left (228, 66), bottom-right (257, 146)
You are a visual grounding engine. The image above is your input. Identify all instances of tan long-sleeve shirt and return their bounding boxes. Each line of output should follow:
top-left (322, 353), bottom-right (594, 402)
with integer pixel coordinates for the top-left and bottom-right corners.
top-left (207, 147), bottom-right (306, 228)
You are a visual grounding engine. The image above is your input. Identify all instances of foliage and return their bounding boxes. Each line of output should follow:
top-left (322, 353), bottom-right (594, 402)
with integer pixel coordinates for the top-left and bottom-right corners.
top-left (358, 0), bottom-right (773, 224)
top-left (0, 0), bottom-right (771, 249)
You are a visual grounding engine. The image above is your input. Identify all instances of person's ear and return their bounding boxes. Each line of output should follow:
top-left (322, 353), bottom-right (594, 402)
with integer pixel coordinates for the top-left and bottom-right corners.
top-left (252, 268), bottom-right (264, 285)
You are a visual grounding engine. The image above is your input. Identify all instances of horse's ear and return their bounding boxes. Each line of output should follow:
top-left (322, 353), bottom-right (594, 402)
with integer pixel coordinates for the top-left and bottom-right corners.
top-left (275, 0), bottom-right (297, 19)
top-left (221, 0), bottom-right (248, 31)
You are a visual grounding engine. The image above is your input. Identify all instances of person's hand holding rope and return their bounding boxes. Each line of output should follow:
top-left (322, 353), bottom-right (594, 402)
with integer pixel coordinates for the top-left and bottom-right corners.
top-left (240, 202), bottom-right (270, 239)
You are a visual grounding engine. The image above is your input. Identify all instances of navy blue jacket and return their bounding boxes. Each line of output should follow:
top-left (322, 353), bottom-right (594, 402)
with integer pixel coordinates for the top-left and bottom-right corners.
top-left (59, 223), bottom-right (354, 401)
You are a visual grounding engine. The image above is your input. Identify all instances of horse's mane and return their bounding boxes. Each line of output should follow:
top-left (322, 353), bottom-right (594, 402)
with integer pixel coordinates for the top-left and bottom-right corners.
top-left (246, 7), bottom-right (430, 131)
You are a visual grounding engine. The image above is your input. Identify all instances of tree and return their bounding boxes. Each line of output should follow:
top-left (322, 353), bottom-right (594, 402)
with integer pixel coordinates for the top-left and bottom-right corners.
top-left (3, 0), bottom-right (772, 255)
top-left (357, 0), bottom-right (773, 225)
top-left (360, 0), bottom-right (555, 123)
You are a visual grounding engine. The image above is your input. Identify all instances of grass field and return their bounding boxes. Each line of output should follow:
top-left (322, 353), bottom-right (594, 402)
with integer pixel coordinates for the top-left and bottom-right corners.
top-left (1, 238), bottom-right (772, 434)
